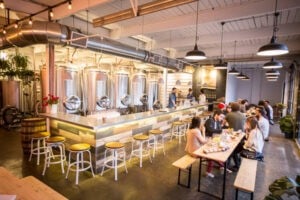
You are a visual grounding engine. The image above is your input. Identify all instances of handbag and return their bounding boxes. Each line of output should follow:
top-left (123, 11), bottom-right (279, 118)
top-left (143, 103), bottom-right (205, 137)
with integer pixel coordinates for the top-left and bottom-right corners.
top-left (241, 149), bottom-right (264, 161)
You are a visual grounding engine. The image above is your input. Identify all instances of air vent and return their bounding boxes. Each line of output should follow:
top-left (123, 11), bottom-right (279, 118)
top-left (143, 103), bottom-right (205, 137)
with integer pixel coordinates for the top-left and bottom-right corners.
top-left (70, 32), bottom-right (88, 48)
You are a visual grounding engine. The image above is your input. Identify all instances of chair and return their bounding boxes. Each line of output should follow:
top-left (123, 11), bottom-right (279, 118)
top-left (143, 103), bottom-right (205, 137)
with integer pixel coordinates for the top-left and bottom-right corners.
top-left (29, 131), bottom-right (50, 165)
top-left (130, 134), bottom-right (152, 167)
top-left (65, 143), bottom-right (95, 185)
top-left (42, 136), bottom-right (66, 175)
top-left (101, 142), bottom-right (128, 181)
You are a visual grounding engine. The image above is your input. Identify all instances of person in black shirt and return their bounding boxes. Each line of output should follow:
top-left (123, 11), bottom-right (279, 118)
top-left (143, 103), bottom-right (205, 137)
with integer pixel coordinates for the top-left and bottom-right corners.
top-left (204, 110), bottom-right (224, 137)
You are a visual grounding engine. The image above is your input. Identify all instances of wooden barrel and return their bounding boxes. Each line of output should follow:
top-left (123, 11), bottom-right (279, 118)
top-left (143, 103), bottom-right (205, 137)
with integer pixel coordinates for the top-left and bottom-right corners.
top-left (21, 118), bottom-right (47, 154)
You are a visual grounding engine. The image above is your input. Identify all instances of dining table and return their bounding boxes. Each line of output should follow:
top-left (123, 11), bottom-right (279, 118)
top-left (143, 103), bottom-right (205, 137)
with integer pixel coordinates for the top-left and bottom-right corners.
top-left (193, 131), bottom-right (245, 200)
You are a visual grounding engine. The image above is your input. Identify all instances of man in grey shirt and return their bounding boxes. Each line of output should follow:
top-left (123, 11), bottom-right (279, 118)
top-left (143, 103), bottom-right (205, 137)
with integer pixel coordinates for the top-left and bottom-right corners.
top-left (225, 102), bottom-right (246, 170)
top-left (225, 102), bottom-right (246, 131)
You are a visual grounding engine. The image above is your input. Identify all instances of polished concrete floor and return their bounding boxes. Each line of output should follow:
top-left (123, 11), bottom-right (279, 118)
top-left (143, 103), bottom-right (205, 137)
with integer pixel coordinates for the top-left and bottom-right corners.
top-left (0, 124), bottom-right (299, 200)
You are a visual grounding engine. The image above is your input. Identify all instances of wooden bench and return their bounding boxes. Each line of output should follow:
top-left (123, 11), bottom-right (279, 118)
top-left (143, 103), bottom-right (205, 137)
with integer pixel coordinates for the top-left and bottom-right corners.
top-left (234, 158), bottom-right (258, 200)
top-left (172, 154), bottom-right (197, 188)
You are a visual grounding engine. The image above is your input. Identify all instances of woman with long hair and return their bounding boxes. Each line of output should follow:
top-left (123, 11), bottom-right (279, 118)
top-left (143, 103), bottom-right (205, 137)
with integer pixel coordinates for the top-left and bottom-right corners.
top-left (243, 117), bottom-right (264, 154)
top-left (185, 117), bottom-right (215, 178)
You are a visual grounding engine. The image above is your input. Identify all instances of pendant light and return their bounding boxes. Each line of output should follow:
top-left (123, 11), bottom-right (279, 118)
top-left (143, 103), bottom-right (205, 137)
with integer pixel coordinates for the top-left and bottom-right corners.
top-left (215, 22), bottom-right (227, 69)
top-left (263, 57), bottom-right (283, 69)
top-left (0, 0), bottom-right (4, 9)
top-left (185, 0), bottom-right (206, 61)
top-left (257, 0), bottom-right (289, 56)
top-left (236, 71), bottom-right (246, 79)
top-left (265, 69), bottom-right (280, 76)
top-left (242, 74), bottom-right (250, 80)
top-left (228, 41), bottom-right (239, 75)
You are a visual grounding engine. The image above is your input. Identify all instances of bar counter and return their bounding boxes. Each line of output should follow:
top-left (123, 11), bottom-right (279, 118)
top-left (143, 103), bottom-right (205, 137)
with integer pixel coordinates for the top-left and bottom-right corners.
top-left (39, 103), bottom-right (211, 173)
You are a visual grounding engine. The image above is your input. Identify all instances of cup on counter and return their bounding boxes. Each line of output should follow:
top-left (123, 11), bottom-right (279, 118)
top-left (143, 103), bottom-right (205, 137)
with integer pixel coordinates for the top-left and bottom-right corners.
top-left (102, 117), bottom-right (107, 123)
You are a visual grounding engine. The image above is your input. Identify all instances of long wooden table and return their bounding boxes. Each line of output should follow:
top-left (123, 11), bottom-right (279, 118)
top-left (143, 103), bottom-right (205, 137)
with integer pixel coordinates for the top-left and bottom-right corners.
top-left (193, 133), bottom-right (244, 200)
top-left (0, 167), bottom-right (67, 200)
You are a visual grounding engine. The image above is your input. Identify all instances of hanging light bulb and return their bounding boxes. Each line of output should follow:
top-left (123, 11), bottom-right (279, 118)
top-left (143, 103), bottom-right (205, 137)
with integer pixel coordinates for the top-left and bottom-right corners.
top-left (49, 8), bottom-right (54, 18)
top-left (3, 28), bottom-right (6, 34)
top-left (257, 0), bottom-right (289, 56)
top-left (14, 22), bottom-right (18, 29)
top-left (68, 0), bottom-right (72, 10)
top-left (0, 0), bottom-right (5, 9)
top-left (28, 17), bottom-right (33, 25)
top-left (185, 0), bottom-right (206, 61)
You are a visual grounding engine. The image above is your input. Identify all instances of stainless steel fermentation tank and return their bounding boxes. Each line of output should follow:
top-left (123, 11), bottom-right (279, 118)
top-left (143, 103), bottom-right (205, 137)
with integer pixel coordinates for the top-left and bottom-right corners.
top-left (84, 67), bottom-right (108, 113)
top-left (147, 80), bottom-right (158, 110)
top-left (114, 72), bottom-right (129, 109)
top-left (56, 66), bottom-right (81, 112)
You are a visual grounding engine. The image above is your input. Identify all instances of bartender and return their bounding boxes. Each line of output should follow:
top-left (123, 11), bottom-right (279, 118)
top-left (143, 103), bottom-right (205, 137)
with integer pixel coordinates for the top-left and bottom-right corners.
top-left (168, 87), bottom-right (177, 108)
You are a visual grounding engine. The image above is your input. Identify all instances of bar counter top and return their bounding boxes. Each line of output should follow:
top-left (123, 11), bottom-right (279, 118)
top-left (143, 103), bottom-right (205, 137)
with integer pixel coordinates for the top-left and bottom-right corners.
top-left (40, 103), bottom-right (210, 130)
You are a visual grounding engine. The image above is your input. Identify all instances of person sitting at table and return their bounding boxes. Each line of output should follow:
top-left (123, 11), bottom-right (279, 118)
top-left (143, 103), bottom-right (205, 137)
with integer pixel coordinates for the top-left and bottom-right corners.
top-left (185, 117), bottom-right (216, 178)
top-left (204, 110), bottom-right (223, 137)
top-left (240, 117), bottom-right (265, 159)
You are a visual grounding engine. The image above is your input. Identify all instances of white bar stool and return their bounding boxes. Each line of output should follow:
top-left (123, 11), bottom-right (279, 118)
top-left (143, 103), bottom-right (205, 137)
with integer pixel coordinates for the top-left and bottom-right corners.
top-left (65, 143), bottom-right (95, 185)
top-left (42, 136), bottom-right (66, 176)
top-left (130, 134), bottom-right (152, 167)
top-left (171, 121), bottom-right (186, 143)
top-left (29, 131), bottom-right (50, 165)
top-left (101, 142), bottom-right (128, 181)
top-left (182, 118), bottom-right (192, 134)
top-left (149, 129), bottom-right (165, 158)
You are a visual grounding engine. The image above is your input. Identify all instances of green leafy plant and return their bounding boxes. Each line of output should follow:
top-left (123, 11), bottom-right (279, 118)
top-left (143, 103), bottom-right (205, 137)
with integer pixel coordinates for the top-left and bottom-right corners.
top-left (279, 115), bottom-right (295, 135)
top-left (264, 175), bottom-right (300, 200)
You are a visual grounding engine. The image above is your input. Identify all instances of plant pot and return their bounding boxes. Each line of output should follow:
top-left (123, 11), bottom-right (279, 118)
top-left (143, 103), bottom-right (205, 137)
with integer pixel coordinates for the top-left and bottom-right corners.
top-left (50, 104), bottom-right (58, 114)
top-left (284, 132), bottom-right (293, 139)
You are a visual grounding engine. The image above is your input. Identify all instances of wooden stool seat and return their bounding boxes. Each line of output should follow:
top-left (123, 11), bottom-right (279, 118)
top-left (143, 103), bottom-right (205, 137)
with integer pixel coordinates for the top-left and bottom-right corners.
top-left (133, 134), bottom-right (149, 141)
top-left (31, 131), bottom-right (50, 138)
top-left (69, 143), bottom-right (91, 151)
top-left (46, 136), bottom-right (65, 143)
top-left (149, 129), bottom-right (162, 135)
top-left (172, 121), bottom-right (184, 126)
top-left (105, 142), bottom-right (124, 149)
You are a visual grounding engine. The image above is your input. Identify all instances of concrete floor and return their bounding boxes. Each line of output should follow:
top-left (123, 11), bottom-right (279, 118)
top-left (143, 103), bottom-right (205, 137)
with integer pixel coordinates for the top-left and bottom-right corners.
top-left (0, 124), bottom-right (299, 200)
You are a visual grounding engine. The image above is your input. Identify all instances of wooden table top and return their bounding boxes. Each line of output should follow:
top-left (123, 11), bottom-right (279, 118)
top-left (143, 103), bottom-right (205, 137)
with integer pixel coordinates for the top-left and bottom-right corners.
top-left (193, 133), bottom-right (245, 163)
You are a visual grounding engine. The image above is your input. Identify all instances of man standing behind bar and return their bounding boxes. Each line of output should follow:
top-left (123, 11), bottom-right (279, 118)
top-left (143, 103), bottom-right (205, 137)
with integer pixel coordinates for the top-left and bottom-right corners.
top-left (168, 87), bottom-right (177, 109)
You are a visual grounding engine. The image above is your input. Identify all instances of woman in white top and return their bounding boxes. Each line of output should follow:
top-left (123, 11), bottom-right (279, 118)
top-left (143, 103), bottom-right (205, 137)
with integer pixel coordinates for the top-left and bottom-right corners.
top-left (185, 117), bottom-right (216, 177)
top-left (198, 89), bottom-right (206, 104)
top-left (244, 117), bottom-right (264, 154)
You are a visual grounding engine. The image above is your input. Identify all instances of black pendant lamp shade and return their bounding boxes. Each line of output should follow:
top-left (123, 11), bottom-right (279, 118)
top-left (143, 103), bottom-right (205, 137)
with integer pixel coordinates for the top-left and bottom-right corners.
top-left (185, 0), bottom-right (206, 61)
top-left (265, 69), bottom-right (280, 76)
top-left (228, 66), bottom-right (239, 75)
top-left (242, 75), bottom-right (250, 80)
top-left (236, 72), bottom-right (246, 79)
top-left (214, 22), bottom-right (227, 69)
top-left (185, 44), bottom-right (206, 60)
top-left (214, 59), bottom-right (228, 70)
top-left (257, 1), bottom-right (289, 56)
top-left (263, 57), bottom-right (283, 69)
top-left (257, 36), bottom-right (289, 56)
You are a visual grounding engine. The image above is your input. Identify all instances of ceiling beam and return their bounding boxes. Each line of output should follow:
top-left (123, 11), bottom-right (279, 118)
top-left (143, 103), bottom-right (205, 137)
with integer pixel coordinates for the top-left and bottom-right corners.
top-left (117, 0), bottom-right (300, 38)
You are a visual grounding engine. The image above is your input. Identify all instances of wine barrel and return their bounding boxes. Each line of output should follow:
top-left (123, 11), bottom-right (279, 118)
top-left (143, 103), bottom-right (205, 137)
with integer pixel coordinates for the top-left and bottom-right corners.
top-left (21, 118), bottom-right (47, 154)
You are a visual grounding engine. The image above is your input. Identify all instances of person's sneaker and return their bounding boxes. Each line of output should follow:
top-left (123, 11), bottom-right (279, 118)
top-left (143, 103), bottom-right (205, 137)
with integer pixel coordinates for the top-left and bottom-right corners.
top-left (206, 172), bottom-right (214, 178)
top-left (220, 167), bottom-right (232, 174)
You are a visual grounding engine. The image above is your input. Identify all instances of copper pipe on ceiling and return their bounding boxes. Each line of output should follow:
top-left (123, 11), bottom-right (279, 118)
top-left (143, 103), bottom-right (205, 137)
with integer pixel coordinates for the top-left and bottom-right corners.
top-left (93, 0), bottom-right (196, 27)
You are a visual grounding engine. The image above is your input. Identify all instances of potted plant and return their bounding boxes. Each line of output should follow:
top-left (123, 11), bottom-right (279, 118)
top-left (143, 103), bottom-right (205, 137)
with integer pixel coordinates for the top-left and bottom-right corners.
top-left (279, 115), bottom-right (295, 139)
top-left (264, 175), bottom-right (300, 200)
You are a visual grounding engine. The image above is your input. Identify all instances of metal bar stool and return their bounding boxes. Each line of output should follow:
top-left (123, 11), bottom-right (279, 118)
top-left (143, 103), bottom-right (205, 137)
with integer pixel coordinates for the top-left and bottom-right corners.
top-left (101, 142), bottom-right (128, 181)
top-left (149, 129), bottom-right (165, 158)
top-left (42, 136), bottom-right (66, 176)
top-left (130, 134), bottom-right (152, 167)
top-left (66, 143), bottom-right (95, 185)
top-left (182, 118), bottom-right (192, 135)
top-left (171, 121), bottom-right (186, 143)
top-left (29, 131), bottom-right (50, 165)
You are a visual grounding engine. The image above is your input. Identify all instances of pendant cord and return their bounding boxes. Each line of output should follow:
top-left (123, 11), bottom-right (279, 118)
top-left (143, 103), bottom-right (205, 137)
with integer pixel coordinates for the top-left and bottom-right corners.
top-left (195, 0), bottom-right (199, 45)
top-left (220, 22), bottom-right (225, 60)
top-left (273, 0), bottom-right (279, 39)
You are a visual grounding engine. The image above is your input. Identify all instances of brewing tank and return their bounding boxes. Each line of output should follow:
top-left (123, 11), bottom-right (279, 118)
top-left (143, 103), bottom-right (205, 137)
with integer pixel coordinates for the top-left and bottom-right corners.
top-left (56, 66), bottom-right (81, 112)
top-left (114, 72), bottom-right (129, 108)
top-left (131, 73), bottom-right (146, 106)
top-left (147, 80), bottom-right (158, 110)
top-left (84, 67), bottom-right (108, 113)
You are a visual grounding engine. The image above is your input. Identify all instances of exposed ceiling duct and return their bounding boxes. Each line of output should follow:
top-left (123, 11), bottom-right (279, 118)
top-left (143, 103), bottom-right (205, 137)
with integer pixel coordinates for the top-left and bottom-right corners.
top-left (0, 21), bottom-right (183, 71)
